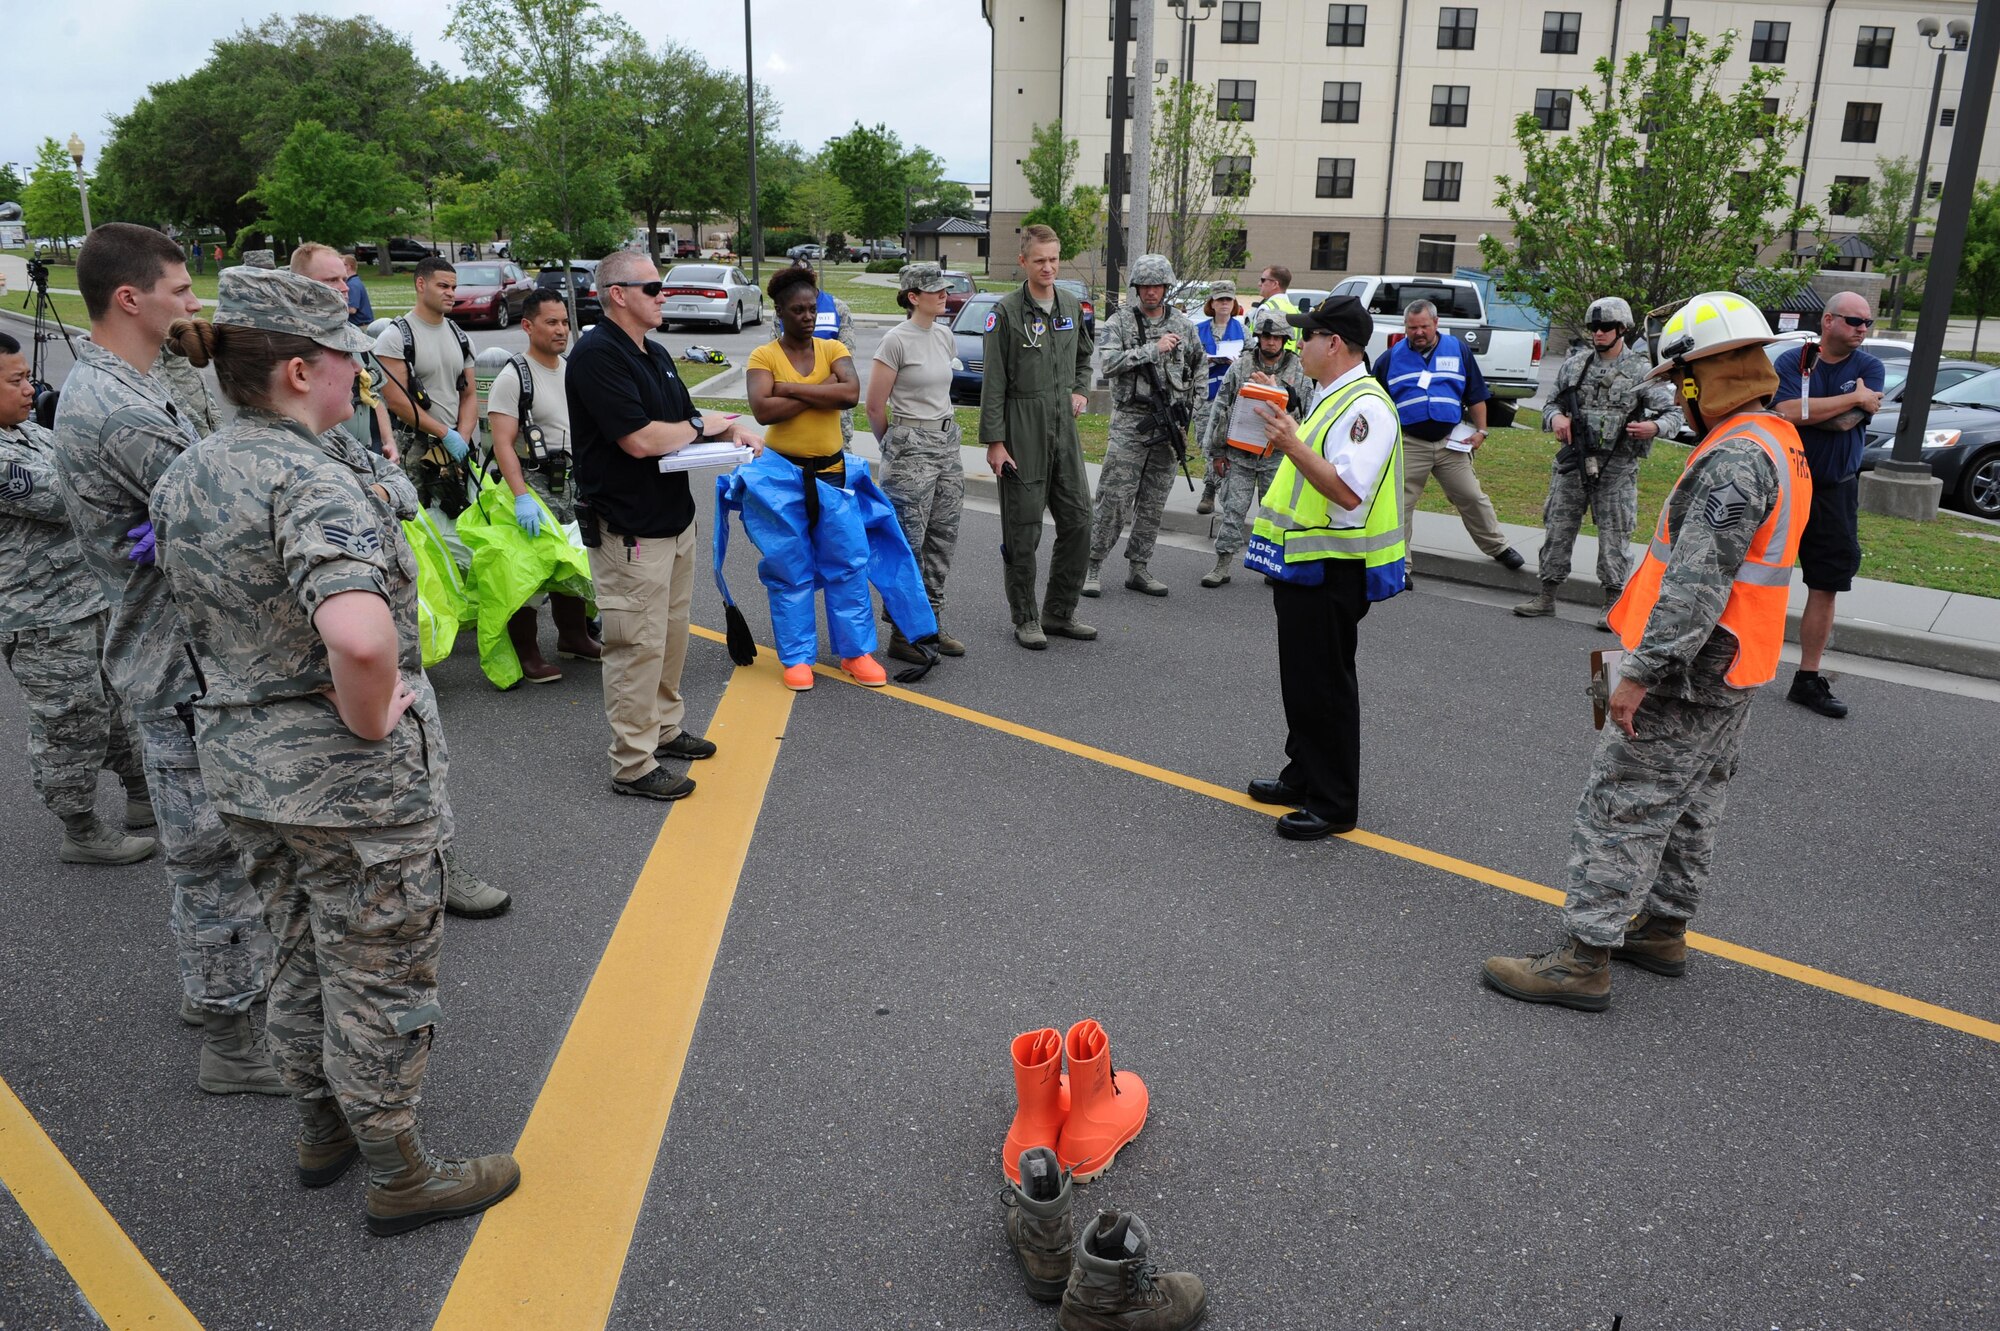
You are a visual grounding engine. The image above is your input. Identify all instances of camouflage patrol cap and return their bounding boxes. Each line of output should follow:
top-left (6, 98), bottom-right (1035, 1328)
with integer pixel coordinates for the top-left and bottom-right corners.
top-left (897, 262), bottom-right (952, 293)
top-left (215, 267), bottom-right (374, 354)
top-left (1128, 253), bottom-right (1175, 288)
top-left (241, 249), bottom-right (277, 270)
top-left (1250, 305), bottom-right (1290, 338)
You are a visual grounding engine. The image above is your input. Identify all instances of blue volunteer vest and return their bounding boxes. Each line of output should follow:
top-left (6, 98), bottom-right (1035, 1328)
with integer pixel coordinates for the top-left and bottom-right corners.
top-left (814, 290), bottom-right (841, 339)
top-left (1384, 334), bottom-right (1469, 429)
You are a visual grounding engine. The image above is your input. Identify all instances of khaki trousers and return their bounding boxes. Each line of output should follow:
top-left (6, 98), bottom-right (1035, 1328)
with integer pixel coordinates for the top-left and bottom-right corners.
top-left (588, 523), bottom-right (697, 783)
top-left (1401, 434), bottom-right (1508, 558)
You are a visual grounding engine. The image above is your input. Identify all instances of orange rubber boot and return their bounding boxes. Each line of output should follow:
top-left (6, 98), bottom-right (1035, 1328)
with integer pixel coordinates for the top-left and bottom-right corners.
top-left (1002, 1028), bottom-right (1070, 1184)
top-left (782, 664), bottom-right (815, 691)
top-left (1055, 1019), bottom-right (1149, 1182)
top-left (841, 655), bottom-right (887, 687)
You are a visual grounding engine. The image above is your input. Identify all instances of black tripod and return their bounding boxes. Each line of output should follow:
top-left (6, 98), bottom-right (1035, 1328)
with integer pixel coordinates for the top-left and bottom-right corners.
top-left (20, 257), bottom-right (79, 427)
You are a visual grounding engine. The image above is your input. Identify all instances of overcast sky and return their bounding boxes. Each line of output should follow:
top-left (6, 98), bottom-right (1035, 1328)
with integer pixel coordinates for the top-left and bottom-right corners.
top-left (4, 1), bottom-right (994, 189)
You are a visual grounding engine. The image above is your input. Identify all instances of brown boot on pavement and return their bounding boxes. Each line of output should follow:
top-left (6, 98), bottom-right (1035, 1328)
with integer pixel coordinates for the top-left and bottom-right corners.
top-left (298, 1096), bottom-right (359, 1189)
top-left (356, 1127), bottom-right (521, 1237)
top-left (1481, 937), bottom-right (1612, 1012)
top-left (1610, 912), bottom-right (1688, 976)
top-left (1060, 1209), bottom-right (1207, 1331)
top-left (550, 592), bottom-right (603, 661)
top-left (58, 813), bottom-right (156, 866)
top-left (1004, 1146), bottom-right (1074, 1304)
top-left (505, 608), bottom-right (562, 685)
top-left (196, 1011), bottom-right (288, 1095)
top-left (1512, 585), bottom-right (1556, 617)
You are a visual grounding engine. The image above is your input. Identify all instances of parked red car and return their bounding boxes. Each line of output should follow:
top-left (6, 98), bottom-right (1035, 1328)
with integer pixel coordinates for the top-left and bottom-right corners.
top-left (940, 270), bottom-right (979, 321)
top-left (447, 261), bottom-right (537, 328)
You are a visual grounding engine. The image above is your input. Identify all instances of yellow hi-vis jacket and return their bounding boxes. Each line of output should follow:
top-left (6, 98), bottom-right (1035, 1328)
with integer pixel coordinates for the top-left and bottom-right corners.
top-left (1250, 375), bottom-right (1406, 595)
top-left (1260, 293), bottom-right (1302, 352)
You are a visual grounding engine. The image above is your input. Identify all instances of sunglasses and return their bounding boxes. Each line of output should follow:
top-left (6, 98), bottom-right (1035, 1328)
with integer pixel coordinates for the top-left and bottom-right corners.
top-left (1834, 314), bottom-right (1875, 329)
top-left (1586, 321), bottom-right (1621, 333)
top-left (607, 280), bottom-right (664, 297)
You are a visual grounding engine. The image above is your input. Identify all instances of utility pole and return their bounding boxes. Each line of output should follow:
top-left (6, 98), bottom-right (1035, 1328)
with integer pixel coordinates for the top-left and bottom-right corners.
top-left (1107, 0), bottom-right (1131, 307)
top-left (1128, 1), bottom-right (1155, 269)
top-left (744, 0), bottom-right (762, 284)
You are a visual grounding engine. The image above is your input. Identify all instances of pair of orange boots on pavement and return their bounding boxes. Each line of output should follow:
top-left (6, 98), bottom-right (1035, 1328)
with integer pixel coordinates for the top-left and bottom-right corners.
top-left (782, 656), bottom-right (887, 691)
top-left (1004, 1020), bottom-right (1149, 1185)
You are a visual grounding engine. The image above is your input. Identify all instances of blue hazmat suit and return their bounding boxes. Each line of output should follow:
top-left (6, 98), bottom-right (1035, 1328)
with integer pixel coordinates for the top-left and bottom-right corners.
top-left (714, 450), bottom-right (937, 667)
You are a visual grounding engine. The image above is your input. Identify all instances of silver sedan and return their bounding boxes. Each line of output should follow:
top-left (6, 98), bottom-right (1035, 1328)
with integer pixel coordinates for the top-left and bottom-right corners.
top-left (659, 264), bottom-right (765, 333)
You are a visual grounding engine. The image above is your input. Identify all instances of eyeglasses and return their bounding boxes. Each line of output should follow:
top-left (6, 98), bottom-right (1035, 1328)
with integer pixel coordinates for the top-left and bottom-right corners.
top-left (1834, 314), bottom-right (1875, 329)
top-left (607, 280), bottom-right (664, 297)
top-left (1586, 321), bottom-right (1621, 333)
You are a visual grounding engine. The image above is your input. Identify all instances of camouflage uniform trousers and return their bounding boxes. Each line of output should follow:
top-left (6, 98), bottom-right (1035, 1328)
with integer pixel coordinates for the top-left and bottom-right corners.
top-left (1562, 691), bottom-right (1753, 948)
top-left (1210, 452), bottom-right (1285, 559)
top-left (222, 813), bottom-right (445, 1138)
top-left (137, 713), bottom-right (273, 1016)
top-left (1536, 453), bottom-right (1642, 591)
top-left (1089, 420), bottom-right (1181, 566)
top-left (879, 420), bottom-right (964, 612)
top-left (0, 613), bottom-right (145, 820)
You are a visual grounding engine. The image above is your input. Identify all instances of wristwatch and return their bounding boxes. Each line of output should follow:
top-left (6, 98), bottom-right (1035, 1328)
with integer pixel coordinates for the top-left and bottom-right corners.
top-left (688, 411), bottom-right (707, 440)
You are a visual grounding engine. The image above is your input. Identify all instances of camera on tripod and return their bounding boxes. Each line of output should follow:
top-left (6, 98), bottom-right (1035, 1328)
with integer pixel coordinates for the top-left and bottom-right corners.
top-left (24, 256), bottom-right (50, 289)
top-left (18, 253), bottom-right (76, 428)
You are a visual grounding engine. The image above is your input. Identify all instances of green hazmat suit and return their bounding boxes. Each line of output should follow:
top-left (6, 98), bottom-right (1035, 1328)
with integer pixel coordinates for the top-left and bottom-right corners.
top-left (453, 479), bottom-right (595, 689)
top-left (402, 508), bottom-right (474, 668)
top-left (977, 282), bottom-right (1096, 626)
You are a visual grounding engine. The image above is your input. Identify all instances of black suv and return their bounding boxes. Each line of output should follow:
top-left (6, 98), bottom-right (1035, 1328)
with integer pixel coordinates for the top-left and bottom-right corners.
top-left (353, 237), bottom-right (440, 264)
top-left (535, 261), bottom-right (601, 325)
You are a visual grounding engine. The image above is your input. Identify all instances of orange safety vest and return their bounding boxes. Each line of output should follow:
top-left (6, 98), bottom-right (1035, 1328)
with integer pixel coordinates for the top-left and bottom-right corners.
top-left (1606, 412), bottom-right (1811, 689)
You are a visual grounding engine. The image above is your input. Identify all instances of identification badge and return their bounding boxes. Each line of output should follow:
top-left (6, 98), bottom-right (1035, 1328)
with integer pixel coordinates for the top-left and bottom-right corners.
top-left (1438, 356), bottom-right (1461, 372)
top-left (1055, 316), bottom-right (1075, 331)
top-left (1418, 371), bottom-right (1432, 390)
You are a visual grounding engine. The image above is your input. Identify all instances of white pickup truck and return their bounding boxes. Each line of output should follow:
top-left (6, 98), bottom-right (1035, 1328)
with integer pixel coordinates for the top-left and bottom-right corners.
top-left (1314, 275), bottom-right (1544, 426)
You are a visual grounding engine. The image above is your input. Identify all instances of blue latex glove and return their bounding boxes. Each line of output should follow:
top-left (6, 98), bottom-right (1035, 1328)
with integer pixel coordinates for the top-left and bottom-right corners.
top-left (126, 521), bottom-right (156, 565)
top-left (513, 491), bottom-right (543, 538)
top-left (440, 428), bottom-right (469, 462)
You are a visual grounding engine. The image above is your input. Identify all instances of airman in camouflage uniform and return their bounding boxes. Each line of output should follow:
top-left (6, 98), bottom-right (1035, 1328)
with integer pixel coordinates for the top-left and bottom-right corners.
top-left (1484, 305), bottom-right (1801, 1013)
top-left (1516, 297), bottom-right (1684, 625)
top-left (154, 344), bottom-right (223, 436)
top-left (1198, 306), bottom-right (1313, 588)
top-left (1084, 254), bottom-right (1206, 598)
top-left (0, 338), bottom-right (154, 864)
top-left (151, 266), bottom-right (518, 1235)
top-left (51, 222), bottom-right (280, 1094)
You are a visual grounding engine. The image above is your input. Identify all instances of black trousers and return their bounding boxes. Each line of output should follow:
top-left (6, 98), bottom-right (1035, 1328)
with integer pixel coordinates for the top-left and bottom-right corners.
top-left (1271, 560), bottom-right (1369, 824)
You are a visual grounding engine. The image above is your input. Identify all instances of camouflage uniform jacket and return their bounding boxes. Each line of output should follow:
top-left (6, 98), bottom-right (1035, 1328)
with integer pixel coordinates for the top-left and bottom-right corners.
top-left (1550, 344), bottom-right (1684, 460)
top-left (150, 407), bottom-right (448, 829)
top-left (0, 419), bottom-right (107, 632)
top-left (1620, 420), bottom-right (1783, 708)
top-left (1097, 304), bottom-right (1206, 419)
top-left (153, 346), bottom-right (224, 437)
top-left (50, 337), bottom-right (205, 714)
top-left (1204, 349), bottom-right (1313, 460)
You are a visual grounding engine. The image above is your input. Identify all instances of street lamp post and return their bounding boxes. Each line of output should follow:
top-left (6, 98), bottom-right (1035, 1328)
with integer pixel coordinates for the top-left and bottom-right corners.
top-left (65, 133), bottom-right (91, 235)
top-left (1895, 17), bottom-right (1971, 330)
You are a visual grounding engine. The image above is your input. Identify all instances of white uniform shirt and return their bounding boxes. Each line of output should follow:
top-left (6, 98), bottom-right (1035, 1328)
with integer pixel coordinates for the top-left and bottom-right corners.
top-left (1307, 363), bottom-right (1400, 527)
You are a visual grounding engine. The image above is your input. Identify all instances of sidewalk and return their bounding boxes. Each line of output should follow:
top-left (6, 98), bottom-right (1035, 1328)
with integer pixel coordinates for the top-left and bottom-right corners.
top-left (709, 413), bottom-right (2000, 682)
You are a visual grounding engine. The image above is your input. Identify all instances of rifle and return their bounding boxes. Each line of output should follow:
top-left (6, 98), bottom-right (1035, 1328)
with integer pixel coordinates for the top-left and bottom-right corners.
top-left (1141, 361), bottom-right (1198, 491)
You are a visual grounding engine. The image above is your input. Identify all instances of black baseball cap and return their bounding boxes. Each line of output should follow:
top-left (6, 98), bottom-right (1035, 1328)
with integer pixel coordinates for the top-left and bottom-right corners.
top-left (1286, 294), bottom-right (1372, 350)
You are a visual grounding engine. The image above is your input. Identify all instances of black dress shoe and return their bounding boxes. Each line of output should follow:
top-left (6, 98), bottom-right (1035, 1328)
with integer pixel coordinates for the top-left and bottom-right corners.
top-left (1276, 810), bottom-right (1356, 840)
top-left (1247, 778), bottom-right (1306, 805)
top-left (1494, 546), bottom-right (1526, 570)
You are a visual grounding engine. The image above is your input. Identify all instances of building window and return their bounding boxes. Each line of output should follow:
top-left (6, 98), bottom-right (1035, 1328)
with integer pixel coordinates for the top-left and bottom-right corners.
top-left (1108, 0), bottom-right (1135, 41)
top-left (1533, 88), bottom-right (1572, 130)
top-left (1431, 85), bottom-right (1470, 127)
top-left (1749, 20), bottom-right (1790, 63)
top-left (1651, 14), bottom-right (1689, 40)
top-left (1941, 107), bottom-right (1956, 127)
top-left (1311, 231), bottom-right (1352, 271)
top-left (1542, 11), bottom-right (1581, 54)
top-left (1841, 102), bottom-right (1881, 143)
top-left (1212, 154), bottom-right (1254, 197)
top-left (1217, 228), bottom-right (1250, 269)
top-left (1928, 180), bottom-right (1943, 199)
top-left (1103, 153), bottom-right (1131, 195)
top-left (1855, 26), bottom-right (1893, 68)
top-left (1327, 3), bottom-right (1368, 46)
top-left (1316, 157), bottom-right (1356, 198)
top-left (1438, 6), bottom-right (1478, 49)
top-left (1105, 76), bottom-right (1135, 119)
top-left (1423, 161), bottom-right (1464, 202)
top-left (1728, 171), bottom-right (1753, 213)
top-left (1416, 234), bottom-right (1457, 274)
top-left (1217, 79), bottom-right (1257, 121)
top-left (1322, 81), bottom-right (1362, 123)
top-left (1220, 1), bottom-right (1261, 43)
top-left (1828, 176), bottom-right (1869, 217)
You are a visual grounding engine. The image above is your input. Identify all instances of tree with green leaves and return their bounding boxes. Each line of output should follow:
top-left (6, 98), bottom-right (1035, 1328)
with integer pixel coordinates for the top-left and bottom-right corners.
top-left (913, 180), bottom-right (977, 225)
top-left (1842, 157), bottom-right (1929, 330)
top-left (0, 162), bottom-right (26, 205)
top-left (611, 40), bottom-right (774, 264)
top-left (239, 120), bottom-right (415, 253)
top-left (1961, 180), bottom-right (2000, 356)
top-left (1020, 121), bottom-right (1101, 261)
top-left (789, 169), bottom-right (860, 248)
top-left (1479, 27), bottom-right (1818, 338)
top-left (22, 139), bottom-right (86, 256)
top-left (820, 124), bottom-right (910, 240)
top-left (1147, 78), bottom-right (1255, 281)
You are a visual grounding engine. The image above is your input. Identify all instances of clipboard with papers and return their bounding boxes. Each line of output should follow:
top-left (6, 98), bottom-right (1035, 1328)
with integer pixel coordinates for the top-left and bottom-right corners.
top-left (657, 440), bottom-right (755, 474)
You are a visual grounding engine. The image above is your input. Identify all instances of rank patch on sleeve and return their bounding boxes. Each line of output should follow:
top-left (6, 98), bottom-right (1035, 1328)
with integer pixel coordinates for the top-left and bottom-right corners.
top-left (1698, 480), bottom-right (1750, 529)
top-left (2, 461), bottom-right (31, 503)
top-left (320, 519), bottom-right (384, 557)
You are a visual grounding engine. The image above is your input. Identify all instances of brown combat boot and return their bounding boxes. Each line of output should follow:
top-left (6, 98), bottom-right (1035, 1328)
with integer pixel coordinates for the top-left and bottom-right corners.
top-left (1480, 937), bottom-right (1612, 1012)
top-left (1610, 912), bottom-right (1688, 977)
top-left (356, 1127), bottom-right (521, 1237)
top-left (298, 1096), bottom-right (359, 1189)
top-left (1003, 1146), bottom-right (1074, 1303)
top-left (196, 1011), bottom-right (288, 1095)
top-left (1512, 585), bottom-right (1556, 617)
top-left (1060, 1209), bottom-right (1207, 1331)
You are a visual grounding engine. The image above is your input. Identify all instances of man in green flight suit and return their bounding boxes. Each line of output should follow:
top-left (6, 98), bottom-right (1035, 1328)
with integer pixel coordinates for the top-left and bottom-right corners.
top-left (979, 224), bottom-right (1098, 650)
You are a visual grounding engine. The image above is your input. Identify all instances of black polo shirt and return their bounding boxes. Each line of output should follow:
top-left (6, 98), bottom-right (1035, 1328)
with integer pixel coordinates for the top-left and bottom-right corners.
top-left (566, 320), bottom-right (696, 537)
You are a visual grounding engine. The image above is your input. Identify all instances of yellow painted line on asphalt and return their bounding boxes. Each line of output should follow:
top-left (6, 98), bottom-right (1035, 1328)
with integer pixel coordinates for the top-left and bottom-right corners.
top-left (0, 1075), bottom-right (204, 1330)
top-left (433, 652), bottom-right (795, 1331)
